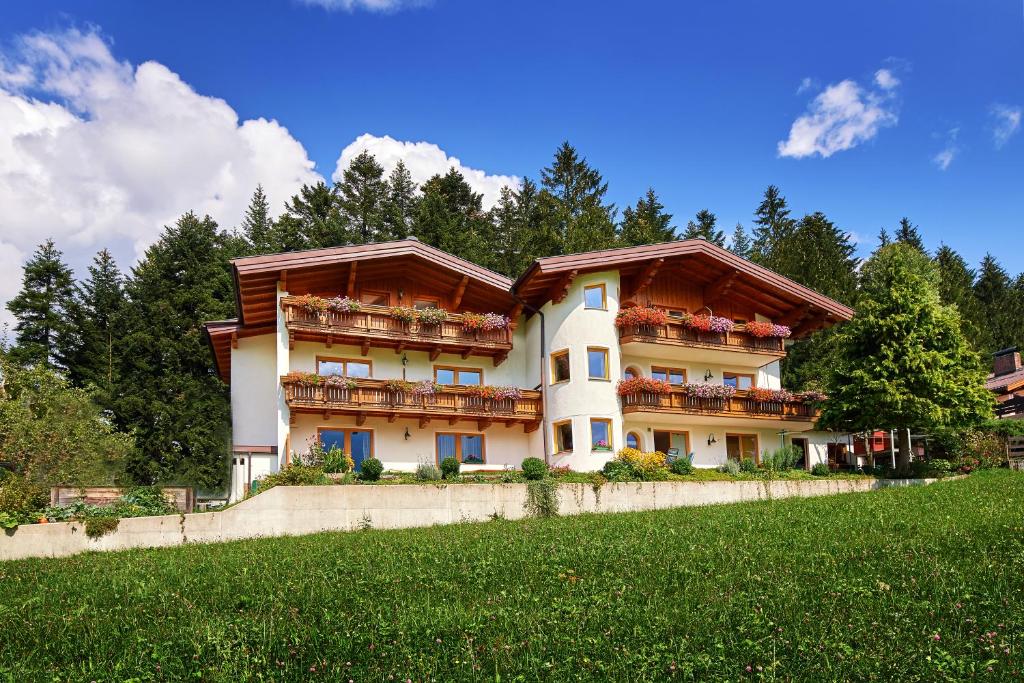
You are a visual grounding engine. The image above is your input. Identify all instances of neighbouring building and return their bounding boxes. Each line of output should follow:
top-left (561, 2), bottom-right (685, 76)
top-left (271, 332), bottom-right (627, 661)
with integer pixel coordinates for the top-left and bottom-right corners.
top-left (987, 347), bottom-right (1024, 420)
top-left (206, 238), bottom-right (854, 500)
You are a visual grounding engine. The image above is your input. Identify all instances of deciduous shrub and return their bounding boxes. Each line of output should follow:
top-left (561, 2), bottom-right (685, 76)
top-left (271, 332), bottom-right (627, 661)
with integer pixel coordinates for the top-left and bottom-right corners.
top-left (521, 457), bottom-right (548, 481)
top-left (0, 474), bottom-right (48, 528)
top-left (601, 459), bottom-right (634, 482)
top-left (669, 457), bottom-right (694, 475)
top-left (415, 462), bottom-right (441, 481)
top-left (440, 457), bottom-right (460, 480)
top-left (811, 462), bottom-right (831, 477)
top-left (360, 458), bottom-right (384, 481)
top-left (717, 460), bottom-right (741, 476)
top-left (252, 464), bottom-right (329, 495)
top-left (601, 448), bottom-right (669, 481)
top-left (112, 487), bottom-right (177, 517)
top-left (738, 458), bottom-right (758, 474)
top-left (760, 446), bottom-right (800, 473)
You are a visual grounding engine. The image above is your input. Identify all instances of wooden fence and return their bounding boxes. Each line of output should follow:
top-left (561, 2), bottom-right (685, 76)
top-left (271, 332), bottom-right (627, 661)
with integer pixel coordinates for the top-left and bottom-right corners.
top-left (1009, 436), bottom-right (1024, 471)
top-left (50, 486), bottom-right (195, 512)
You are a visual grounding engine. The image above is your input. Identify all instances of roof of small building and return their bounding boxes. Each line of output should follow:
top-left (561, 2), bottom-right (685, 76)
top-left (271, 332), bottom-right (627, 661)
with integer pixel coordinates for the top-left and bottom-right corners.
top-left (986, 367), bottom-right (1024, 393)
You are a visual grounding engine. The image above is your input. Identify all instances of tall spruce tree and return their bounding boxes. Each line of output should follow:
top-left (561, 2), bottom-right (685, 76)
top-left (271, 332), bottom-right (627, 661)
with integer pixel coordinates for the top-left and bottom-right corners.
top-left (728, 223), bottom-right (753, 259)
top-left (382, 161), bottom-right (417, 240)
top-left (114, 212), bottom-right (235, 489)
top-left (820, 244), bottom-right (992, 471)
top-left (973, 254), bottom-right (1017, 356)
top-left (539, 142), bottom-right (618, 254)
top-left (6, 239), bottom-right (76, 369)
top-left (894, 217), bottom-right (926, 253)
top-left (63, 249), bottom-right (124, 404)
top-left (934, 244), bottom-right (981, 349)
top-left (336, 151), bottom-right (388, 244)
top-left (619, 188), bottom-right (676, 246)
top-left (751, 185), bottom-right (796, 268)
top-left (240, 185), bottom-right (274, 254)
top-left (681, 209), bottom-right (726, 246)
top-left (877, 228), bottom-right (891, 248)
top-left (413, 168), bottom-right (495, 269)
top-left (275, 181), bottom-right (343, 249)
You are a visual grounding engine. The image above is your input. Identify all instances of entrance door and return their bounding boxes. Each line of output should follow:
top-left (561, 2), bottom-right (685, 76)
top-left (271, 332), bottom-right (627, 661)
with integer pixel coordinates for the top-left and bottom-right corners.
top-left (726, 434), bottom-right (759, 464)
top-left (791, 437), bottom-right (808, 470)
top-left (653, 430), bottom-right (690, 458)
top-left (319, 428), bottom-right (373, 472)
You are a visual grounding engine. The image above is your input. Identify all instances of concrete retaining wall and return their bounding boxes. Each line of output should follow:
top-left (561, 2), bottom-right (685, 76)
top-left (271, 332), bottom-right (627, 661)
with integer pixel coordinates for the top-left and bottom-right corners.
top-left (1, 477), bottom-right (946, 561)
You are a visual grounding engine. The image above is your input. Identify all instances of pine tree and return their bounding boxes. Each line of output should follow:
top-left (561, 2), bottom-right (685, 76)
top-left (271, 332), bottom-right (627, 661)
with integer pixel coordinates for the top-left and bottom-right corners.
top-left (5, 239), bottom-right (76, 369)
top-left (877, 228), bottom-right (891, 248)
top-left (336, 151), bottom-right (388, 244)
top-left (64, 250), bottom-right (124, 403)
top-left (728, 223), bottom-right (752, 259)
top-left (894, 217), bottom-right (926, 253)
top-left (681, 209), bottom-right (726, 246)
top-left (751, 185), bottom-right (796, 267)
top-left (382, 161), bottom-right (417, 240)
top-left (275, 181), bottom-right (343, 249)
top-left (619, 188), bottom-right (675, 246)
top-left (240, 185), bottom-right (274, 254)
top-left (973, 254), bottom-right (1016, 356)
top-left (539, 142), bottom-right (618, 254)
top-left (412, 168), bottom-right (495, 270)
top-left (820, 244), bottom-right (992, 471)
top-left (933, 244), bottom-right (981, 349)
top-left (114, 212), bottom-right (235, 488)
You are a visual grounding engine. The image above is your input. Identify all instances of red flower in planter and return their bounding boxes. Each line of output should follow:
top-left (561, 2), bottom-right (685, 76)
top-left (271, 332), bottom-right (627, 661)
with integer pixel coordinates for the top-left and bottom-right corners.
top-left (614, 306), bottom-right (668, 328)
top-left (616, 376), bottom-right (672, 396)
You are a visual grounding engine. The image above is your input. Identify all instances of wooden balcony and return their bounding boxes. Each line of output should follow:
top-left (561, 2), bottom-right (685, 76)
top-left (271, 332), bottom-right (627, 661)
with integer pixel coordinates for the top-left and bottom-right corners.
top-left (283, 377), bottom-right (542, 431)
top-left (618, 321), bottom-right (785, 360)
top-left (620, 388), bottom-right (817, 423)
top-left (282, 297), bottom-right (513, 364)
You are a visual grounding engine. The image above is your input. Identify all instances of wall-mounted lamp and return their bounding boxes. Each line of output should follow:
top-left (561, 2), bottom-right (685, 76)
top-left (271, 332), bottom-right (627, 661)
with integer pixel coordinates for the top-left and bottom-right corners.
top-left (704, 369), bottom-right (714, 382)
top-left (707, 433), bottom-right (717, 446)
top-left (398, 287), bottom-right (404, 301)
top-left (401, 353), bottom-right (409, 367)
top-left (404, 427), bottom-right (411, 441)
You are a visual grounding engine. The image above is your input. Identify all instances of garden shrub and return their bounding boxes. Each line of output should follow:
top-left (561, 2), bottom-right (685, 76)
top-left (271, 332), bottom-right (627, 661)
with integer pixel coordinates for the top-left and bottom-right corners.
top-left (322, 446), bottom-right (354, 474)
top-left (760, 446), bottom-right (800, 473)
top-left (669, 457), bottom-right (694, 475)
top-left (601, 459), bottom-right (634, 482)
top-left (717, 460), bottom-right (741, 476)
top-left (811, 462), bottom-right (831, 477)
top-left (440, 457), bottom-right (460, 480)
top-left (549, 465), bottom-right (573, 477)
top-left (521, 457), bottom-right (548, 481)
top-left (738, 458), bottom-right (757, 474)
top-left (360, 458), bottom-right (384, 481)
top-left (614, 448), bottom-right (668, 480)
top-left (111, 487), bottom-right (177, 517)
top-left (524, 479), bottom-right (559, 518)
top-left (252, 464), bottom-right (329, 495)
top-left (83, 515), bottom-right (120, 539)
top-left (415, 462), bottom-right (441, 481)
top-left (0, 475), bottom-right (48, 528)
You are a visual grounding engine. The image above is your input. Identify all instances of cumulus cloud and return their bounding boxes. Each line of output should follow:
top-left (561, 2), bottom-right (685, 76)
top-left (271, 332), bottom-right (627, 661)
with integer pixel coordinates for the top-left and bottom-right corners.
top-left (777, 68), bottom-right (901, 159)
top-left (298, 0), bottom-right (430, 12)
top-left (931, 127), bottom-right (959, 171)
top-left (990, 103), bottom-right (1021, 148)
top-left (796, 77), bottom-right (814, 94)
top-left (0, 27), bottom-right (320, 329)
top-left (334, 133), bottom-right (519, 208)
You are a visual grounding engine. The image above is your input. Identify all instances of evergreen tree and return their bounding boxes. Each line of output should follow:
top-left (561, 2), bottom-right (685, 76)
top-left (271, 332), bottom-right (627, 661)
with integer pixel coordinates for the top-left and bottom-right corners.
top-left (820, 244), bottom-right (992, 471)
top-left (894, 217), bottom-right (926, 253)
top-left (114, 213), bottom-right (235, 488)
top-left (619, 188), bottom-right (675, 246)
top-left (933, 244), bottom-right (981, 349)
top-left (336, 151), bottom-right (388, 243)
top-left (64, 250), bottom-right (124, 404)
top-left (539, 142), bottom-right (618, 254)
top-left (973, 254), bottom-right (1017, 356)
top-left (728, 223), bottom-right (752, 259)
top-left (751, 185), bottom-right (796, 268)
top-left (412, 168), bottom-right (495, 270)
top-left (877, 228), bottom-right (891, 248)
top-left (275, 181), bottom-right (343, 249)
top-left (240, 185), bottom-right (274, 254)
top-left (382, 161), bottom-right (417, 240)
top-left (5, 239), bottom-right (76, 369)
top-left (681, 209), bottom-right (726, 247)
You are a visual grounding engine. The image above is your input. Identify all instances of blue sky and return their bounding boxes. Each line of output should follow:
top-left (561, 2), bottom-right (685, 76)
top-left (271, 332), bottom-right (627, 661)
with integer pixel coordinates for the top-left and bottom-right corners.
top-left (0, 0), bottom-right (1021, 323)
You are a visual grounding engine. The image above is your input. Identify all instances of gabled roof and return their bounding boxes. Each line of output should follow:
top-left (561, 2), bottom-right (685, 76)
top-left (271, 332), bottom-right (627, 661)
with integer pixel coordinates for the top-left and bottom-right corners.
top-left (987, 367), bottom-right (1024, 394)
top-left (512, 239), bottom-right (854, 335)
top-left (232, 237), bottom-right (515, 328)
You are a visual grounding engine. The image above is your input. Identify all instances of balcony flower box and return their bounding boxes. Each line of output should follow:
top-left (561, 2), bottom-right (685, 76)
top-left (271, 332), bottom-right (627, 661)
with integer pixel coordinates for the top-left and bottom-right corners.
top-left (410, 380), bottom-right (443, 399)
top-left (682, 314), bottom-right (734, 334)
top-left (749, 387), bottom-right (795, 403)
top-left (323, 376), bottom-right (358, 390)
top-left (744, 321), bottom-right (792, 339)
top-left (326, 296), bottom-right (361, 314)
top-left (416, 307), bottom-right (449, 329)
top-left (680, 383), bottom-right (737, 399)
top-left (796, 390), bottom-right (827, 404)
top-left (284, 371), bottom-right (323, 386)
top-left (461, 312), bottom-right (510, 333)
top-left (390, 306), bottom-right (418, 325)
top-left (614, 306), bottom-right (668, 330)
top-left (616, 376), bottom-right (672, 396)
top-left (294, 294), bottom-right (329, 319)
top-left (592, 440), bottom-right (613, 452)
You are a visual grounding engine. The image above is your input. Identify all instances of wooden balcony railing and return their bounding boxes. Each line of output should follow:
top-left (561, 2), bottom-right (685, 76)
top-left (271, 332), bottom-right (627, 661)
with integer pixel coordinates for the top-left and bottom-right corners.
top-left (283, 377), bottom-right (542, 431)
top-left (282, 297), bottom-right (513, 363)
top-left (618, 322), bottom-right (785, 355)
top-left (620, 388), bottom-right (817, 421)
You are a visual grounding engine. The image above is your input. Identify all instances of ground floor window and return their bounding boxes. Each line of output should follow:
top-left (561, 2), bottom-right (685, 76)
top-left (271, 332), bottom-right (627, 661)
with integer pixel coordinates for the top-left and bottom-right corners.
top-left (653, 430), bottom-right (689, 457)
top-left (625, 431), bottom-right (642, 449)
top-left (726, 433), bottom-right (758, 464)
top-left (436, 433), bottom-right (485, 465)
top-left (554, 419), bottom-right (573, 453)
top-left (590, 418), bottom-right (612, 451)
top-left (318, 428), bottom-right (373, 470)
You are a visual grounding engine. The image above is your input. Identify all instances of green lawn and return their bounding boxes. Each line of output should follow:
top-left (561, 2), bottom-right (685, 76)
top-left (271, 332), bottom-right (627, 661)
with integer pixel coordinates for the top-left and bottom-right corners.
top-left (1, 472), bottom-right (1022, 681)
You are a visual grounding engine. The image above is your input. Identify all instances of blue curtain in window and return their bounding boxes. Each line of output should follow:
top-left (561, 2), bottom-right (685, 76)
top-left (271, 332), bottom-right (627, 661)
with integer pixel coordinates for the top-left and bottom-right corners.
top-left (437, 434), bottom-right (456, 464)
top-left (461, 435), bottom-right (483, 464)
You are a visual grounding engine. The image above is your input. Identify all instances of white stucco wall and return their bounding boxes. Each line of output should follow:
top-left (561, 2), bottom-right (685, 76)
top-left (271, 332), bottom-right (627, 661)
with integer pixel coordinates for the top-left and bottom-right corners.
top-left (230, 334), bottom-right (278, 448)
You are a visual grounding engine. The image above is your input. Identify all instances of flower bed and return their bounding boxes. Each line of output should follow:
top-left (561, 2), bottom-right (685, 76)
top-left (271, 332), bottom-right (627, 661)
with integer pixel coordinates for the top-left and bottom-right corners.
top-left (616, 376), bottom-right (672, 396)
top-left (614, 306), bottom-right (668, 328)
top-left (744, 321), bottom-right (792, 338)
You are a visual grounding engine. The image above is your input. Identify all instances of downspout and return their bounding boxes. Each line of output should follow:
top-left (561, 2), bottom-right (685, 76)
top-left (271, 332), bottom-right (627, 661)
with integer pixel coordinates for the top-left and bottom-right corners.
top-left (512, 295), bottom-right (550, 466)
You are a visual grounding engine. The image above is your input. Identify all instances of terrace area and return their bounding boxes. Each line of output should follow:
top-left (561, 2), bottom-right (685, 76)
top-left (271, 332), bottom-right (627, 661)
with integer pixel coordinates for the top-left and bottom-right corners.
top-left (620, 385), bottom-right (819, 426)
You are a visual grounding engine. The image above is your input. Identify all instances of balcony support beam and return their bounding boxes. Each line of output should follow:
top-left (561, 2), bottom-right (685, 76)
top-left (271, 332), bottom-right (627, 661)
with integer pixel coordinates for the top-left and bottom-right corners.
top-left (430, 347), bottom-right (442, 361)
top-left (703, 269), bottom-right (739, 306)
top-left (346, 262), bottom-right (357, 297)
top-left (361, 338), bottom-right (370, 356)
top-left (524, 421), bottom-right (540, 434)
top-left (461, 349), bottom-right (472, 359)
top-left (387, 414), bottom-right (397, 423)
top-left (478, 418), bottom-right (492, 431)
top-left (452, 275), bottom-right (469, 311)
top-left (778, 303), bottom-right (811, 328)
top-left (419, 416), bottom-right (430, 429)
top-left (325, 335), bottom-right (332, 349)
top-left (395, 341), bottom-right (406, 355)
top-left (549, 269), bottom-right (578, 304)
top-left (356, 412), bottom-right (366, 427)
top-left (628, 258), bottom-right (664, 300)
top-left (493, 352), bottom-right (508, 367)
top-left (507, 303), bottom-right (523, 329)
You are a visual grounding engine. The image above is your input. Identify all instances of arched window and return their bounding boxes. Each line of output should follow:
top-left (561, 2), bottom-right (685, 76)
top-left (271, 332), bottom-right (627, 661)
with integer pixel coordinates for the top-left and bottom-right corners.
top-left (623, 366), bottom-right (642, 380)
top-left (626, 431), bottom-right (642, 450)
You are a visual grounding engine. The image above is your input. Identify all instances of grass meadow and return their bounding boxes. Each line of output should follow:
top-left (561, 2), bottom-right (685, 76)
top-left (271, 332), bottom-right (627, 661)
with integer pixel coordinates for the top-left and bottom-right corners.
top-left (0, 470), bottom-right (1021, 681)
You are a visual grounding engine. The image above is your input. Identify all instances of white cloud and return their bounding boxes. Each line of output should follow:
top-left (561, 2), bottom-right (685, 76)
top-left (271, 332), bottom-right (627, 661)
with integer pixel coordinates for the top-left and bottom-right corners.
top-left (931, 127), bottom-right (959, 171)
top-left (334, 133), bottom-right (519, 208)
top-left (796, 77), bottom-right (814, 94)
top-left (777, 69), bottom-right (900, 159)
top-left (990, 103), bottom-right (1021, 148)
top-left (0, 27), bottom-right (320, 329)
top-left (298, 0), bottom-right (430, 12)
top-left (874, 68), bottom-right (899, 90)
